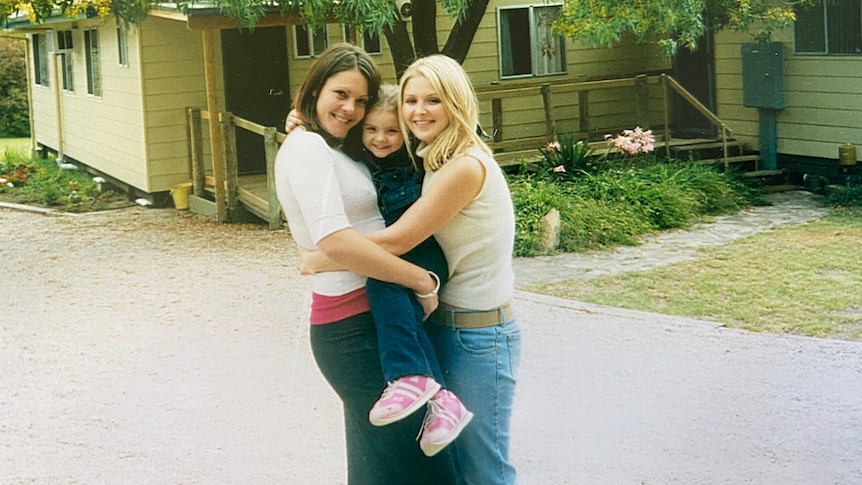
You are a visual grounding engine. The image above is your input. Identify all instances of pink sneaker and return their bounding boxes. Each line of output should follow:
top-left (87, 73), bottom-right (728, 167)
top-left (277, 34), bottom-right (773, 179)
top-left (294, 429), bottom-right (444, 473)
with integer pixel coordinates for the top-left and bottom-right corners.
top-left (369, 375), bottom-right (441, 426)
top-left (418, 390), bottom-right (474, 457)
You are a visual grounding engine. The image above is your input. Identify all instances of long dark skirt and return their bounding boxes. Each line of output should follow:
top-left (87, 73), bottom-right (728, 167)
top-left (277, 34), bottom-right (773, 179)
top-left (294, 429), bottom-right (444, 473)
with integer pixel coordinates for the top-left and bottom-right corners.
top-left (310, 311), bottom-right (457, 485)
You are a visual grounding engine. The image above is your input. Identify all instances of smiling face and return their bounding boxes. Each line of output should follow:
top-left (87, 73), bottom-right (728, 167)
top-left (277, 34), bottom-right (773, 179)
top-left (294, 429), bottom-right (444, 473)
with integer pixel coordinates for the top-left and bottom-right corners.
top-left (401, 75), bottom-right (450, 144)
top-left (361, 108), bottom-right (404, 158)
top-left (315, 69), bottom-right (369, 138)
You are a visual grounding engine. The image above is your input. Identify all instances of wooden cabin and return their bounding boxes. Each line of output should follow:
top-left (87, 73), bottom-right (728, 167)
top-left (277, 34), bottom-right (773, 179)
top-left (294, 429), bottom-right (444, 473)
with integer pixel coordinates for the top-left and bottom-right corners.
top-left (11, 0), bottom-right (820, 226)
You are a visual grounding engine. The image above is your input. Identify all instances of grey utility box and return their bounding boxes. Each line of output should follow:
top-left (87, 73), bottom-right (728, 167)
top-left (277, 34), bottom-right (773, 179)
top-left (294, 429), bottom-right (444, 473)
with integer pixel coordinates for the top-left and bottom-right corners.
top-left (741, 42), bottom-right (784, 109)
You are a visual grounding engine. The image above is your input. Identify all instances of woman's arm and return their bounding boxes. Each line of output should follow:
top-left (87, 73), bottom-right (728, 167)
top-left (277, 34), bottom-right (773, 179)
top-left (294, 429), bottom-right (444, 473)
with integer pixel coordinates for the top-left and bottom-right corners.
top-left (368, 154), bottom-right (486, 255)
top-left (316, 227), bottom-right (440, 317)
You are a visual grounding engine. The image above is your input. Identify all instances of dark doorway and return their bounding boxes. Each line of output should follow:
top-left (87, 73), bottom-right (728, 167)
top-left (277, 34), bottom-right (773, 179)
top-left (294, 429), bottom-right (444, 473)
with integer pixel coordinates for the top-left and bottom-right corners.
top-left (672, 27), bottom-right (716, 139)
top-left (221, 27), bottom-right (290, 174)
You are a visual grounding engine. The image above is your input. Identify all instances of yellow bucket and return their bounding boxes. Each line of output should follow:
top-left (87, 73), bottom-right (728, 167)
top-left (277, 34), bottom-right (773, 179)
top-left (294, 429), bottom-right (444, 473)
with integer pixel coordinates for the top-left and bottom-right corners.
top-left (170, 182), bottom-right (193, 210)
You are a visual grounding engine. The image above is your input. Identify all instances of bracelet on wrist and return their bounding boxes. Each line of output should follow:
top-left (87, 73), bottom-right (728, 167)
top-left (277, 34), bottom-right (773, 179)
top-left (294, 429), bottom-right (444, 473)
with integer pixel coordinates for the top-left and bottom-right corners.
top-left (415, 270), bottom-right (440, 299)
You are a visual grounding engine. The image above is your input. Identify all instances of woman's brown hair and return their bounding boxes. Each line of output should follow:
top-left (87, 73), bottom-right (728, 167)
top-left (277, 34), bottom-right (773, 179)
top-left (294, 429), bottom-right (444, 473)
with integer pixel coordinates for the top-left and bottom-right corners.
top-left (293, 42), bottom-right (382, 137)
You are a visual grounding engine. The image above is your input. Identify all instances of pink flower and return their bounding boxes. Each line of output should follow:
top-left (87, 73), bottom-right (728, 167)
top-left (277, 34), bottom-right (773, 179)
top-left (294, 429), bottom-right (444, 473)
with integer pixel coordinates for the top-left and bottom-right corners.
top-left (605, 127), bottom-right (655, 156)
top-left (553, 165), bottom-right (566, 173)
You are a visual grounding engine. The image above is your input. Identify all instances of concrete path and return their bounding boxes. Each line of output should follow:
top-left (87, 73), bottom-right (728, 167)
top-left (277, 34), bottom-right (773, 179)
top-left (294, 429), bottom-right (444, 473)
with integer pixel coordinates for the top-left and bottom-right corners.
top-left (2, 192), bottom-right (860, 484)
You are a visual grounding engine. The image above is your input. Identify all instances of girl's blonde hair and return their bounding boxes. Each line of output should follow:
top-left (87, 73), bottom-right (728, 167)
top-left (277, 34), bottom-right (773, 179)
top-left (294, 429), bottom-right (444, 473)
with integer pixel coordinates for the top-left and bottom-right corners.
top-left (373, 84), bottom-right (399, 116)
top-left (398, 55), bottom-right (491, 172)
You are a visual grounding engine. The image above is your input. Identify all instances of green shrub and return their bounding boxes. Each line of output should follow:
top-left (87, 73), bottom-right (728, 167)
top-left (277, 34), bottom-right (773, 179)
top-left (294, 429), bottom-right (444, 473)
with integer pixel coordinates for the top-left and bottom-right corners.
top-left (508, 158), bottom-right (766, 256)
top-left (0, 38), bottom-right (30, 138)
top-left (0, 150), bottom-right (113, 211)
top-left (825, 180), bottom-right (862, 207)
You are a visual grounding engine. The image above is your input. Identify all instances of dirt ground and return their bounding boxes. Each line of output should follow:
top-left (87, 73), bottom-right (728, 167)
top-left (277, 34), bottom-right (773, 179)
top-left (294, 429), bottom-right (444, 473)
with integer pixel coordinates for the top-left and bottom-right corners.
top-left (3, 204), bottom-right (861, 484)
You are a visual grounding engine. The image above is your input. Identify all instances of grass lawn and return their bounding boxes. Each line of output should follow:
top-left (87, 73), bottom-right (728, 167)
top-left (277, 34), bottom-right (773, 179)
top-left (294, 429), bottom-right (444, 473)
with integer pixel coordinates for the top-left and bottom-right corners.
top-left (525, 209), bottom-right (862, 342)
top-left (0, 137), bottom-right (32, 156)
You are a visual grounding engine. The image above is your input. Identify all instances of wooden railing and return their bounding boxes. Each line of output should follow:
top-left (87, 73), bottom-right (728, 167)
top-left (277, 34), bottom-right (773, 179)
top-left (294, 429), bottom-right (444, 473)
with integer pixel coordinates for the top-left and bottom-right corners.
top-left (476, 73), bottom-right (735, 167)
top-left (187, 73), bottom-right (735, 226)
top-left (186, 107), bottom-right (285, 228)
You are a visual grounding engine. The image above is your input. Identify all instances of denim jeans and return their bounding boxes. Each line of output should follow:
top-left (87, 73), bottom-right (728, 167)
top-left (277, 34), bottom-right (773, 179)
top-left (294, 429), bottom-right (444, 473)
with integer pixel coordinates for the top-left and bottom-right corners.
top-left (367, 236), bottom-right (449, 383)
top-left (367, 162), bottom-right (450, 383)
top-left (427, 317), bottom-right (522, 485)
top-left (309, 312), bottom-right (456, 484)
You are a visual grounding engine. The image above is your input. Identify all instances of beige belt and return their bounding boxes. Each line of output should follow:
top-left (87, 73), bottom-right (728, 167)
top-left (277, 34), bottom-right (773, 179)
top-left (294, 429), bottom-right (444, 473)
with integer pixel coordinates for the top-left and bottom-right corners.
top-left (431, 302), bottom-right (513, 329)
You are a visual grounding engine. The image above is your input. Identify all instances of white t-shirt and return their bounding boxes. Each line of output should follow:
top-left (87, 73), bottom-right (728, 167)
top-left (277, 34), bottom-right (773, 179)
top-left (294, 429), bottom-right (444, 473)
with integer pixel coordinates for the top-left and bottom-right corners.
top-left (274, 129), bottom-right (385, 297)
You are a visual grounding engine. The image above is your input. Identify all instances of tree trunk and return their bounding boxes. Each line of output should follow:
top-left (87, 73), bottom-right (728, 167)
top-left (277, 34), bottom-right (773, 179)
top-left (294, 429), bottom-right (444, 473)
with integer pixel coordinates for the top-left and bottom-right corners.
top-left (384, 21), bottom-right (416, 79)
top-left (386, 0), bottom-right (491, 77)
top-left (412, 0), bottom-right (439, 58)
top-left (442, 0), bottom-right (490, 63)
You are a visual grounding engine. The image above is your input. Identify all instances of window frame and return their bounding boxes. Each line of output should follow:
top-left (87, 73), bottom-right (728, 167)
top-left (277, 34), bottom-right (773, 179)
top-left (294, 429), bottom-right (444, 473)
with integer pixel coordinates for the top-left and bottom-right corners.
top-left (343, 25), bottom-right (382, 55)
top-left (84, 27), bottom-right (102, 97)
top-left (294, 24), bottom-right (329, 58)
top-left (497, 4), bottom-right (567, 79)
top-left (33, 33), bottom-right (49, 87)
top-left (117, 25), bottom-right (129, 67)
top-left (56, 30), bottom-right (75, 93)
top-left (794, 0), bottom-right (862, 55)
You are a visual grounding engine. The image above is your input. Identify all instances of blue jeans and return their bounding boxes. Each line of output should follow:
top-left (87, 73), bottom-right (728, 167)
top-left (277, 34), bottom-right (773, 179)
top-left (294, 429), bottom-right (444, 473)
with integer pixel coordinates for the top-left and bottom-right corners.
top-left (367, 161), bottom-right (450, 383)
top-left (427, 317), bottom-right (522, 485)
top-left (366, 237), bottom-right (449, 383)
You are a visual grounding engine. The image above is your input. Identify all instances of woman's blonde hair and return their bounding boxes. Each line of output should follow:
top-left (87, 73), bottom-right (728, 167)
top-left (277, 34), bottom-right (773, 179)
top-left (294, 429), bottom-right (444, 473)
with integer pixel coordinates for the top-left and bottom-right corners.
top-left (398, 55), bottom-right (491, 172)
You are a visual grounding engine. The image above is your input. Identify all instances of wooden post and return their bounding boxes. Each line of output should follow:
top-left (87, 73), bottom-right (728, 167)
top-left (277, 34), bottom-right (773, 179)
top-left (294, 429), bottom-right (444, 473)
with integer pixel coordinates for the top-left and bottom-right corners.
top-left (263, 127), bottom-right (283, 230)
top-left (578, 90), bottom-right (589, 141)
top-left (51, 53), bottom-right (64, 161)
top-left (221, 111), bottom-right (238, 217)
top-left (635, 74), bottom-right (649, 129)
top-left (202, 29), bottom-right (227, 222)
top-left (541, 84), bottom-right (555, 142)
top-left (186, 108), bottom-right (205, 197)
top-left (662, 74), bottom-right (670, 157)
top-left (21, 38), bottom-right (36, 154)
top-left (492, 98), bottom-right (503, 143)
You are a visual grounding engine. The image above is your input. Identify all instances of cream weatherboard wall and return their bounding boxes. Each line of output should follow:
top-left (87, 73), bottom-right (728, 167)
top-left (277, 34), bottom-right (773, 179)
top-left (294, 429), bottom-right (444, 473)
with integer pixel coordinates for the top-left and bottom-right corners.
top-left (30, 17), bottom-right (149, 190)
top-left (139, 16), bottom-right (213, 192)
top-left (715, 28), bottom-right (862, 163)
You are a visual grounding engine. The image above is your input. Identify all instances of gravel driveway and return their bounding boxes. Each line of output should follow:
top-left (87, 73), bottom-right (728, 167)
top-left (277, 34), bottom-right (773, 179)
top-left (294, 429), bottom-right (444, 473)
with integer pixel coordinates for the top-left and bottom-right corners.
top-left (3, 205), bottom-right (861, 484)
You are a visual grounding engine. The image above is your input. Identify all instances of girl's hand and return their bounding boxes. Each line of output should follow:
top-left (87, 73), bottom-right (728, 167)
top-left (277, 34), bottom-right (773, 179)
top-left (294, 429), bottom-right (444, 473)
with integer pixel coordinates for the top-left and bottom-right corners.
top-left (284, 109), bottom-right (304, 133)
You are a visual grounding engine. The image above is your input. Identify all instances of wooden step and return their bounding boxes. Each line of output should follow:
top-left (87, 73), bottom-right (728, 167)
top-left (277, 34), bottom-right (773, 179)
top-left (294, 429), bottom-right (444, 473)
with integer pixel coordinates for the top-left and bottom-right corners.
top-left (671, 141), bottom-right (745, 152)
top-left (694, 155), bottom-right (761, 166)
top-left (742, 169), bottom-right (784, 178)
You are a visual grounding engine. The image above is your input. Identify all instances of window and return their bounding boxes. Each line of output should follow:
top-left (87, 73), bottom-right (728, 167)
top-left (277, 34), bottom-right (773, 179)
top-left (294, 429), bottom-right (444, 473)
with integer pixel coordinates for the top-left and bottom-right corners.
top-left (294, 24), bottom-right (328, 58)
top-left (56, 30), bottom-right (74, 92)
top-left (795, 0), bottom-right (862, 54)
top-left (33, 33), bottom-right (49, 87)
top-left (117, 26), bottom-right (129, 67)
top-left (498, 5), bottom-right (566, 78)
top-left (343, 26), bottom-right (382, 55)
top-left (85, 28), bottom-right (101, 96)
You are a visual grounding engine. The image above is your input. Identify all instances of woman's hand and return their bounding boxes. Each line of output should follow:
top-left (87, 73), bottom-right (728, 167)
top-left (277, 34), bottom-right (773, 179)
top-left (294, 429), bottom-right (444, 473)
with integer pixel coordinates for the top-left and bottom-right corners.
top-left (284, 109), bottom-right (304, 134)
top-left (416, 293), bottom-right (438, 321)
top-left (298, 245), bottom-right (343, 275)
top-left (414, 270), bottom-right (441, 320)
